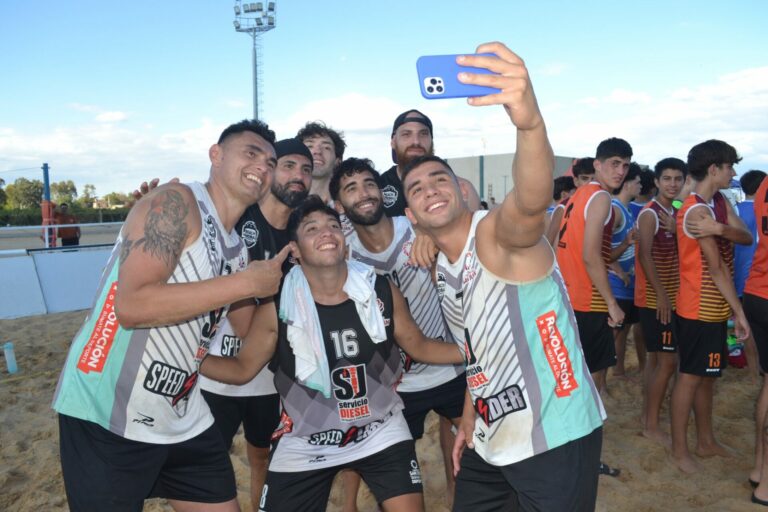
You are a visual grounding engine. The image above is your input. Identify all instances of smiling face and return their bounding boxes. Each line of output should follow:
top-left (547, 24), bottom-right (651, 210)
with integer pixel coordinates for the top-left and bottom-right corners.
top-left (271, 153), bottom-right (312, 207)
top-left (336, 170), bottom-right (385, 227)
top-left (212, 131), bottom-right (276, 204)
top-left (291, 210), bottom-right (346, 268)
top-left (392, 119), bottom-right (433, 168)
top-left (403, 160), bottom-right (465, 231)
top-left (303, 134), bottom-right (339, 180)
top-left (655, 169), bottom-right (685, 202)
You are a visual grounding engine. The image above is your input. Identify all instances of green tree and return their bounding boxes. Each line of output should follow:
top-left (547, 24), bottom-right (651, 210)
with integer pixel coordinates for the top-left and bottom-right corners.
top-left (51, 180), bottom-right (78, 205)
top-left (103, 191), bottom-right (131, 207)
top-left (5, 177), bottom-right (44, 209)
top-left (0, 178), bottom-right (6, 207)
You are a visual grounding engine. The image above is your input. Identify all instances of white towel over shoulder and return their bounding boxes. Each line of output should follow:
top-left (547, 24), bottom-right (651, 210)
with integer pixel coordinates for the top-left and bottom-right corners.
top-left (279, 260), bottom-right (387, 398)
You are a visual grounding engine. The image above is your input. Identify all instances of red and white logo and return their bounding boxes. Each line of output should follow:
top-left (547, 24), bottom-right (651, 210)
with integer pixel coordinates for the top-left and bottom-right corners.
top-left (536, 311), bottom-right (578, 397)
top-left (77, 281), bottom-right (119, 374)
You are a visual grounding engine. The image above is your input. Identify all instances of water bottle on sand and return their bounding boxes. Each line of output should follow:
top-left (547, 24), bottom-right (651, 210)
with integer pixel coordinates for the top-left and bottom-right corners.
top-left (4, 342), bottom-right (18, 374)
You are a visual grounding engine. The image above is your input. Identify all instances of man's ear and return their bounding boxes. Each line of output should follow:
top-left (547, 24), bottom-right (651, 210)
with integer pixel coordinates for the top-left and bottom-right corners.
top-left (288, 240), bottom-right (301, 263)
top-left (209, 143), bottom-right (222, 166)
top-left (405, 206), bottom-right (417, 226)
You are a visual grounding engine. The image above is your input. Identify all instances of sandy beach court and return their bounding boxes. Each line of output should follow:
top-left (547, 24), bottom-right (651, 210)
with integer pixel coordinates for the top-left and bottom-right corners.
top-left (0, 310), bottom-right (760, 511)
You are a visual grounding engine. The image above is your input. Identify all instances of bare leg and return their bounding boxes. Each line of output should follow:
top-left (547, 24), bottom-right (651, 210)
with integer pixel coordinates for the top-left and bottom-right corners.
top-left (341, 470), bottom-right (361, 512)
top-left (670, 372), bottom-right (702, 473)
top-left (632, 323), bottom-right (647, 373)
top-left (642, 351), bottom-right (675, 448)
top-left (170, 499), bottom-right (239, 512)
top-left (246, 443), bottom-right (269, 512)
top-left (755, 407), bottom-right (768, 502)
top-left (381, 492), bottom-right (424, 512)
top-left (439, 417), bottom-right (458, 509)
top-left (694, 377), bottom-right (734, 457)
top-left (641, 351), bottom-right (657, 426)
top-left (752, 376), bottom-right (768, 484)
top-left (613, 325), bottom-right (630, 377)
top-left (591, 369), bottom-right (607, 397)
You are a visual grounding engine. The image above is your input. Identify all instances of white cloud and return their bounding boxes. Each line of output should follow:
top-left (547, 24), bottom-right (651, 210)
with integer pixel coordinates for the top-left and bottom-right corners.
top-left (95, 111), bottom-right (128, 123)
top-left (2, 66), bottom-right (767, 198)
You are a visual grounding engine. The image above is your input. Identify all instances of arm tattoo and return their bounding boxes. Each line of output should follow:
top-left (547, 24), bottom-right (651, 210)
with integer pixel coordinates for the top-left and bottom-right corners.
top-left (119, 189), bottom-right (190, 269)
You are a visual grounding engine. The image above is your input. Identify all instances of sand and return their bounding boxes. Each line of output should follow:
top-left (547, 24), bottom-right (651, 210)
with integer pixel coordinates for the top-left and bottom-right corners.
top-left (0, 310), bottom-right (761, 511)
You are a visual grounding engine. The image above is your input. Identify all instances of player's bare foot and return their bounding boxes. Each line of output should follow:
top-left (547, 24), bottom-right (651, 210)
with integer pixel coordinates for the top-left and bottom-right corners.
top-left (695, 441), bottom-right (736, 458)
top-left (642, 428), bottom-right (672, 449)
top-left (670, 453), bottom-right (701, 474)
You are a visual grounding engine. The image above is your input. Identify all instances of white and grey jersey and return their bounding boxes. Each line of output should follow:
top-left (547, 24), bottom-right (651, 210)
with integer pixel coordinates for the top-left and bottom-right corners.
top-left (53, 182), bottom-right (248, 443)
top-left (347, 216), bottom-right (462, 392)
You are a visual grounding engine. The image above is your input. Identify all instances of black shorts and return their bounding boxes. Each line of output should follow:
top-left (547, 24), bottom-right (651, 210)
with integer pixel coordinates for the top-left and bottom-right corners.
top-left (616, 299), bottom-right (639, 325)
top-left (574, 311), bottom-right (617, 373)
top-left (399, 373), bottom-right (466, 439)
top-left (259, 440), bottom-right (422, 511)
top-left (676, 315), bottom-right (727, 377)
top-left (639, 307), bottom-right (677, 353)
top-left (744, 294), bottom-right (768, 373)
top-left (453, 427), bottom-right (602, 512)
top-left (202, 390), bottom-right (281, 449)
top-left (58, 414), bottom-right (236, 511)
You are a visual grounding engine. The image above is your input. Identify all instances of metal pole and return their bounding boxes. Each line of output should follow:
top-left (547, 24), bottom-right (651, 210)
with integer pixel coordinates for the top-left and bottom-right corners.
top-left (252, 33), bottom-right (258, 120)
top-left (479, 155), bottom-right (485, 200)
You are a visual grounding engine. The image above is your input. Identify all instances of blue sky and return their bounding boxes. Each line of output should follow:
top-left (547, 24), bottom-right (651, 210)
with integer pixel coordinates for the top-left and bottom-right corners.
top-left (1, 0), bottom-right (767, 198)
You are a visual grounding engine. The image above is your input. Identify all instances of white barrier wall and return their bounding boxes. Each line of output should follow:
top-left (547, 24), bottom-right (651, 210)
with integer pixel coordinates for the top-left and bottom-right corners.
top-left (0, 247), bottom-right (112, 319)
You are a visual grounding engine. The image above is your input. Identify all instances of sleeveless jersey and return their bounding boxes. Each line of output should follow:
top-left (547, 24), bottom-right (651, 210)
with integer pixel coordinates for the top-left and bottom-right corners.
top-left (556, 182), bottom-right (615, 312)
top-left (734, 199), bottom-right (757, 296)
top-left (634, 200), bottom-right (679, 309)
top-left (199, 203), bottom-right (294, 398)
top-left (53, 182), bottom-right (248, 443)
top-left (676, 192), bottom-right (734, 322)
top-left (745, 178), bottom-right (768, 299)
top-left (436, 211), bottom-right (605, 466)
top-left (347, 216), bottom-right (462, 392)
top-left (608, 199), bottom-right (636, 300)
top-left (268, 275), bottom-right (410, 471)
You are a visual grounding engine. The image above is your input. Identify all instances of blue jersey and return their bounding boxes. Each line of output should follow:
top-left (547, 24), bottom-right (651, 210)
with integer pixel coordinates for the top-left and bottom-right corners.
top-left (608, 199), bottom-right (635, 300)
top-left (734, 200), bottom-right (757, 296)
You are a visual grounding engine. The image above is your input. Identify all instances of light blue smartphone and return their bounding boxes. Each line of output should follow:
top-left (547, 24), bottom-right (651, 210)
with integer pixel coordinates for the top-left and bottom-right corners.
top-left (416, 53), bottom-right (501, 100)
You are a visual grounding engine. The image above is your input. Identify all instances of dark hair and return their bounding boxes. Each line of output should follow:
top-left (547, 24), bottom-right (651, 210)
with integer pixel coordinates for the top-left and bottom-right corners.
top-left (217, 119), bottom-right (276, 145)
top-left (637, 169), bottom-right (656, 196)
top-left (740, 170), bottom-right (767, 196)
top-left (595, 137), bottom-right (633, 161)
top-left (614, 162), bottom-right (642, 194)
top-left (687, 139), bottom-right (742, 181)
top-left (286, 195), bottom-right (341, 242)
top-left (480, 200), bottom-right (489, 210)
top-left (400, 155), bottom-right (456, 190)
top-left (329, 158), bottom-right (379, 201)
top-left (296, 122), bottom-right (347, 159)
top-left (553, 176), bottom-right (576, 201)
top-left (572, 157), bottom-right (595, 178)
top-left (653, 157), bottom-right (688, 180)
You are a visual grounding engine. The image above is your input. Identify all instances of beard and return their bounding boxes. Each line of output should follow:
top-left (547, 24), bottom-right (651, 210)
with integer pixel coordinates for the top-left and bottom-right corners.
top-left (395, 143), bottom-right (434, 168)
top-left (344, 199), bottom-right (385, 226)
top-left (271, 181), bottom-right (309, 208)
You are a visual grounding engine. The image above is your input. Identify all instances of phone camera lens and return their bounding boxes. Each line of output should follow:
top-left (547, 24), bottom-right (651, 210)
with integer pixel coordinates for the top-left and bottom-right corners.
top-left (436, 86), bottom-right (444, 93)
top-left (427, 86), bottom-right (434, 93)
top-left (430, 78), bottom-right (437, 85)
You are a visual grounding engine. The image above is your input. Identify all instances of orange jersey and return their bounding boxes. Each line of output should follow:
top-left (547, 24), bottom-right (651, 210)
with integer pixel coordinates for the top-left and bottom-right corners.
top-left (634, 200), bottom-right (679, 309)
top-left (745, 177), bottom-right (768, 299)
top-left (675, 192), bottom-right (734, 322)
top-left (556, 182), bottom-right (614, 312)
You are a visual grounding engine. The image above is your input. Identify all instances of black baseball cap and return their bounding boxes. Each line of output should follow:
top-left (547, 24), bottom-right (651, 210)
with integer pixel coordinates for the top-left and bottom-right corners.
top-left (391, 110), bottom-right (433, 137)
top-left (274, 138), bottom-right (313, 168)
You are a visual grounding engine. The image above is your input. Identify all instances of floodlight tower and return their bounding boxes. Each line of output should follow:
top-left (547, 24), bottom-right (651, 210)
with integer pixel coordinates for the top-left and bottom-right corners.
top-left (233, 1), bottom-right (277, 120)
